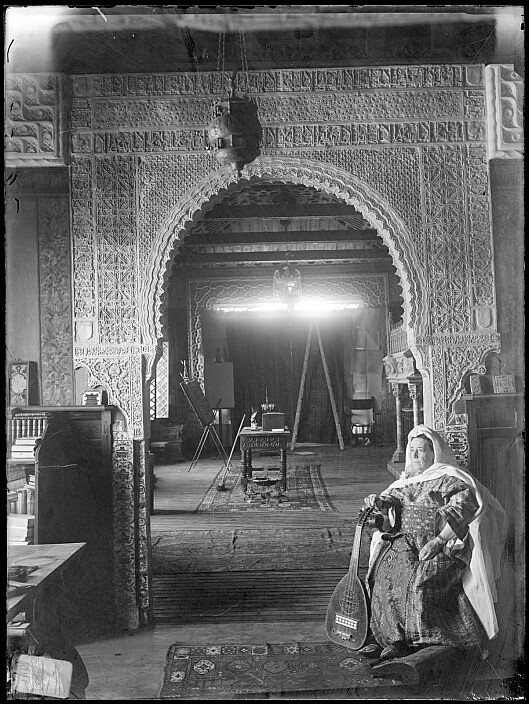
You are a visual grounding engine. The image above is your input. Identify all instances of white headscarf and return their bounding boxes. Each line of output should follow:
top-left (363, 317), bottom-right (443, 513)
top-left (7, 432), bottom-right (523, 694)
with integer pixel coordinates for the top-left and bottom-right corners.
top-left (382, 425), bottom-right (508, 640)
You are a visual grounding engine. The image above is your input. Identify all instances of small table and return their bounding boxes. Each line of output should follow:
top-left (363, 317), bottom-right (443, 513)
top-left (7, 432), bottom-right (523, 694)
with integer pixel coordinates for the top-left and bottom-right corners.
top-left (7, 542), bottom-right (87, 622)
top-left (239, 427), bottom-right (291, 491)
top-left (7, 543), bottom-right (89, 699)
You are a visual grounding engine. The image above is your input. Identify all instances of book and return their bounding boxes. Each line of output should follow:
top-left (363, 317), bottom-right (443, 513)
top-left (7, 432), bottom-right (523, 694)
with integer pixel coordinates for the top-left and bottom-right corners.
top-left (469, 374), bottom-right (493, 395)
top-left (13, 436), bottom-right (40, 445)
top-left (492, 374), bottom-right (516, 394)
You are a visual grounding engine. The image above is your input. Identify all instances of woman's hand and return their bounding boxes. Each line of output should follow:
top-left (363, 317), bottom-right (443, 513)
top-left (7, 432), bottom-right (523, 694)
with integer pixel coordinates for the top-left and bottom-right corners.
top-left (364, 494), bottom-right (385, 511)
top-left (418, 536), bottom-right (446, 561)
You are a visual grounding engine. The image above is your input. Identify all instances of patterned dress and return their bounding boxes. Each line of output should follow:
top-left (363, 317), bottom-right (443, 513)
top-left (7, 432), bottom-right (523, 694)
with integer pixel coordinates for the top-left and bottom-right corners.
top-left (367, 474), bottom-right (486, 651)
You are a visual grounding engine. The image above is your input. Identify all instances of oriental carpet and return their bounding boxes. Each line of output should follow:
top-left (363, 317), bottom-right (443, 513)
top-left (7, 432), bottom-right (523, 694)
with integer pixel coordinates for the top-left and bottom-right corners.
top-left (159, 641), bottom-right (399, 699)
top-left (195, 464), bottom-right (336, 513)
top-left (151, 525), bottom-right (374, 573)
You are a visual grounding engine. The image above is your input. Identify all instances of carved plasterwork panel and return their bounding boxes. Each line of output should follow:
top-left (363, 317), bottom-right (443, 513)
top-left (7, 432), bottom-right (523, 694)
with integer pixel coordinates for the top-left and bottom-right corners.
top-left (417, 333), bottom-right (500, 430)
top-left (73, 347), bottom-right (151, 438)
top-left (37, 198), bottom-right (74, 405)
top-left (485, 65), bottom-right (524, 160)
top-left (466, 144), bottom-right (495, 311)
top-left (5, 73), bottom-right (66, 166)
top-left (95, 156), bottom-right (139, 344)
top-left (188, 274), bottom-right (387, 380)
top-left (71, 156), bottom-right (96, 325)
top-left (134, 439), bottom-right (151, 622)
top-left (422, 145), bottom-right (471, 334)
top-left (111, 429), bottom-right (138, 631)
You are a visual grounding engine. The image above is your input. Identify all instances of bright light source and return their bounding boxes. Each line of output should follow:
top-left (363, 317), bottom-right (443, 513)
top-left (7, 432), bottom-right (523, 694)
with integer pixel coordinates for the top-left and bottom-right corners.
top-left (214, 302), bottom-right (288, 314)
top-left (214, 300), bottom-right (362, 315)
top-left (294, 300), bottom-right (362, 314)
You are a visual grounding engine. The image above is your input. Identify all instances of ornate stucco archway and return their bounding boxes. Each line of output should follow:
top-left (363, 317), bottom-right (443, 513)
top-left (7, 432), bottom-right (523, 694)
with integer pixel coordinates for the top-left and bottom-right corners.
top-left (143, 156), bottom-right (426, 347)
top-left (65, 64), bottom-right (501, 630)
top-left (143, 157), bottom-right (434, 431)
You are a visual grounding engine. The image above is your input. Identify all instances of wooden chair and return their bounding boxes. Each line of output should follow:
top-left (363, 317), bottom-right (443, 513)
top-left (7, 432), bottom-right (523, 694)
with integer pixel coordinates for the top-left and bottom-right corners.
top-left (149, 420), bottom-right (184, 464)
top-left (347, 397), bottom-right (378, 446)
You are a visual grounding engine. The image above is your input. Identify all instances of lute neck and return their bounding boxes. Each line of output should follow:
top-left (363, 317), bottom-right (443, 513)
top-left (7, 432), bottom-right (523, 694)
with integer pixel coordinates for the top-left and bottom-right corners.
top-left (347, 508), bottom-right (372, 578)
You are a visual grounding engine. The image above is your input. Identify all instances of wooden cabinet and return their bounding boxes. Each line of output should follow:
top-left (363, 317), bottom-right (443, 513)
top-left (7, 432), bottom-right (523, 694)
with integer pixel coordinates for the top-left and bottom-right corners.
top-left (7, 406), bottom-right (115, 640)
top-left (462, 394), bottom-right (524, 512)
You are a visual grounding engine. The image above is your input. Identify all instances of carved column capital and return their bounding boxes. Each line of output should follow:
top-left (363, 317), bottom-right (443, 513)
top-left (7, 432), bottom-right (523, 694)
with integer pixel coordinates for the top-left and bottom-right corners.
top-left (391, 381), bottom-right (403, 397)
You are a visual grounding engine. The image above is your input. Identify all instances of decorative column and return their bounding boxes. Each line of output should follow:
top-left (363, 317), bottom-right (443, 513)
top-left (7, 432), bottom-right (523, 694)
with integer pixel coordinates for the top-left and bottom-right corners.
top-left (391, 382), bottom-right (406, 463)
top-left (408, 379), bottom-right (422, 428)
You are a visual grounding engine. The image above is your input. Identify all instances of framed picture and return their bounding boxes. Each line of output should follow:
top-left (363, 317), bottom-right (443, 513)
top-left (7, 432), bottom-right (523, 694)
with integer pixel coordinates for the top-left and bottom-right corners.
top-left (9, 362), bottom-right (39, 407)
top-left (492, 375), bottom-right (516, 394)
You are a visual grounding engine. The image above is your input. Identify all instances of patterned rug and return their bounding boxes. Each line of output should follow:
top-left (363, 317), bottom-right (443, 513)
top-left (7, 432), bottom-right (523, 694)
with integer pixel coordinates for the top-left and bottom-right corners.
top-left (195, 465), bottom-right (336, 513)
top-left (151, 525), bottom-right (374, 573)
top-left (159, 641), bottom-right (399, 699)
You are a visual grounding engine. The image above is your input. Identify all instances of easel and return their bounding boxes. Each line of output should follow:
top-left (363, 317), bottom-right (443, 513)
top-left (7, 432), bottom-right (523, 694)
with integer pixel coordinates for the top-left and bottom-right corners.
top-left (188, 422), bottom-right (230, 472)
top-left (290, 319), bottom-right (344, 451)
top-left (180, 378), bottom-right (231, 472)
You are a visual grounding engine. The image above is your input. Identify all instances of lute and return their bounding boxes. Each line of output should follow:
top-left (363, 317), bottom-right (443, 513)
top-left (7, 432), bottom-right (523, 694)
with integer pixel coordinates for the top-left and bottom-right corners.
top-left (325, 505), bottom-right (374, 650)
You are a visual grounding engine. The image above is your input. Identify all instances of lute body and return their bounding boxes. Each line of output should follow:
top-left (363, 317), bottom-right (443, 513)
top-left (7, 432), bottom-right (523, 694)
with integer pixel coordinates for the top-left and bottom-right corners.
top-left (325, 506), bottom-right (373, 650)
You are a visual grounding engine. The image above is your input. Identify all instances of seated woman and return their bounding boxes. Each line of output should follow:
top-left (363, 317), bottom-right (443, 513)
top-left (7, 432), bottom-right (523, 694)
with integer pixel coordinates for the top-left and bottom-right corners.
top-left (361, 425), bottom-right (507, 661)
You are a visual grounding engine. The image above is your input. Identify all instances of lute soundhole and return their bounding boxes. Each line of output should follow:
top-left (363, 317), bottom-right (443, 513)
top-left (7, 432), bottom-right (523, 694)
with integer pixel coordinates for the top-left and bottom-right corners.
top-left (339, 590), bottom-right (360, 614)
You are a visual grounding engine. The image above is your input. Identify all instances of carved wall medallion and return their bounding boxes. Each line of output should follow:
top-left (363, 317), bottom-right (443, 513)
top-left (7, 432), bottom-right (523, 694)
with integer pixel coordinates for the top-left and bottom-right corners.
top-left (5, 73), bottom-right (66, 166)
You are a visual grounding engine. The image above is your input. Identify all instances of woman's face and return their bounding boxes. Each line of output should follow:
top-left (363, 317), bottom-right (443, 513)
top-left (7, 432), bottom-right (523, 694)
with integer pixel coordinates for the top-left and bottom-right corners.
top-left (409, 437), bottom-right (435, 474)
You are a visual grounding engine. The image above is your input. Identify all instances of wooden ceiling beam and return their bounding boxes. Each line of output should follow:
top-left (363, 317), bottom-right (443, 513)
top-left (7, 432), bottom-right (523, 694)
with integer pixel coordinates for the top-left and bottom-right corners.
top-left (203, 204), bottom-right (368, 219)
top-left (182, 229), bottom-right (380, 246)
top-left (176, 249), bottom-right (390, 264)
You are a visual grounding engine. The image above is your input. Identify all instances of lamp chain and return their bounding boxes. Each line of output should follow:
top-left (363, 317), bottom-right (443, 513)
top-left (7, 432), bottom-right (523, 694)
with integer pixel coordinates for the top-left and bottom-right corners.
top-left (239, 29), bottom-right (250, 94)
top-left (217, 31), bottom-right (226, 90)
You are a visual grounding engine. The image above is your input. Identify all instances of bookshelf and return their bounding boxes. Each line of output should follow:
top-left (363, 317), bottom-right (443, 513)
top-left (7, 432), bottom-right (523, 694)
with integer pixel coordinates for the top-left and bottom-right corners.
top-left (6, 406), bottom-right (115, 640)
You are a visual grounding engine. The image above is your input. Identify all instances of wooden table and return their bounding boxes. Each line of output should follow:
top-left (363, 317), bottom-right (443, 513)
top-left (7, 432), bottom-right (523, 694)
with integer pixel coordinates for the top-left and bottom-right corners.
top-left (7, 542), bottom-right (87, 622)
top-left (239, 427), bottom-right (291, 491)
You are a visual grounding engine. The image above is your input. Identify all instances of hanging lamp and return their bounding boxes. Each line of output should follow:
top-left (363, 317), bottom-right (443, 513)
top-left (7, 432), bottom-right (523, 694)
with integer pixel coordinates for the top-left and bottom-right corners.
top-left (206, 31), bottom-right (262, 177)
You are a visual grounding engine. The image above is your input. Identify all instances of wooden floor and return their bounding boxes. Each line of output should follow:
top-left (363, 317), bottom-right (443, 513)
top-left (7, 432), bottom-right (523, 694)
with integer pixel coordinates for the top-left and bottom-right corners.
top-left (75, 442), bottom-right (520, 700)
top-left (151, 443), bottom-right (393, 624)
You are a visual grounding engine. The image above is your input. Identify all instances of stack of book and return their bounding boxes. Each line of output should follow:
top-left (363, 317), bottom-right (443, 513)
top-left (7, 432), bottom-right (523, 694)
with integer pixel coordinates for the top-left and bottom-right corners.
top-left (10, 436), bottom-right (39, 462)
top-left (7, 479), bottom-right (35, 515)
top-left (7, 514), bottom-right (35, 545)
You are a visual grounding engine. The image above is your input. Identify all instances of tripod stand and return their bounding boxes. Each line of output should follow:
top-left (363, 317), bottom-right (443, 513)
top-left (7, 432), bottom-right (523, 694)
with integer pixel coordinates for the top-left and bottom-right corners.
top-left (290, 318), bottom-right (344, 451)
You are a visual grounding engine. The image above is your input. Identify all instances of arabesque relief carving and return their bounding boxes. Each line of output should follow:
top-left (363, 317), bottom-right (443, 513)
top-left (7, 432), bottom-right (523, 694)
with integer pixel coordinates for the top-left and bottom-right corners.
top-left (5, 73), bottom-right (66, 166)
top-left (37, 197), bottom-right (74, 405)
top-left (417, 333), bottom-right (501, 430)
top-left (485, 64), bottom-right (524, 159)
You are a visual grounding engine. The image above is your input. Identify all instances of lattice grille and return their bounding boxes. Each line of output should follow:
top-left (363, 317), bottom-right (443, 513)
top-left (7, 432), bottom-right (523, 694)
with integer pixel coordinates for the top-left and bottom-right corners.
top-left (156, 342), bottom-right (169, 419)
